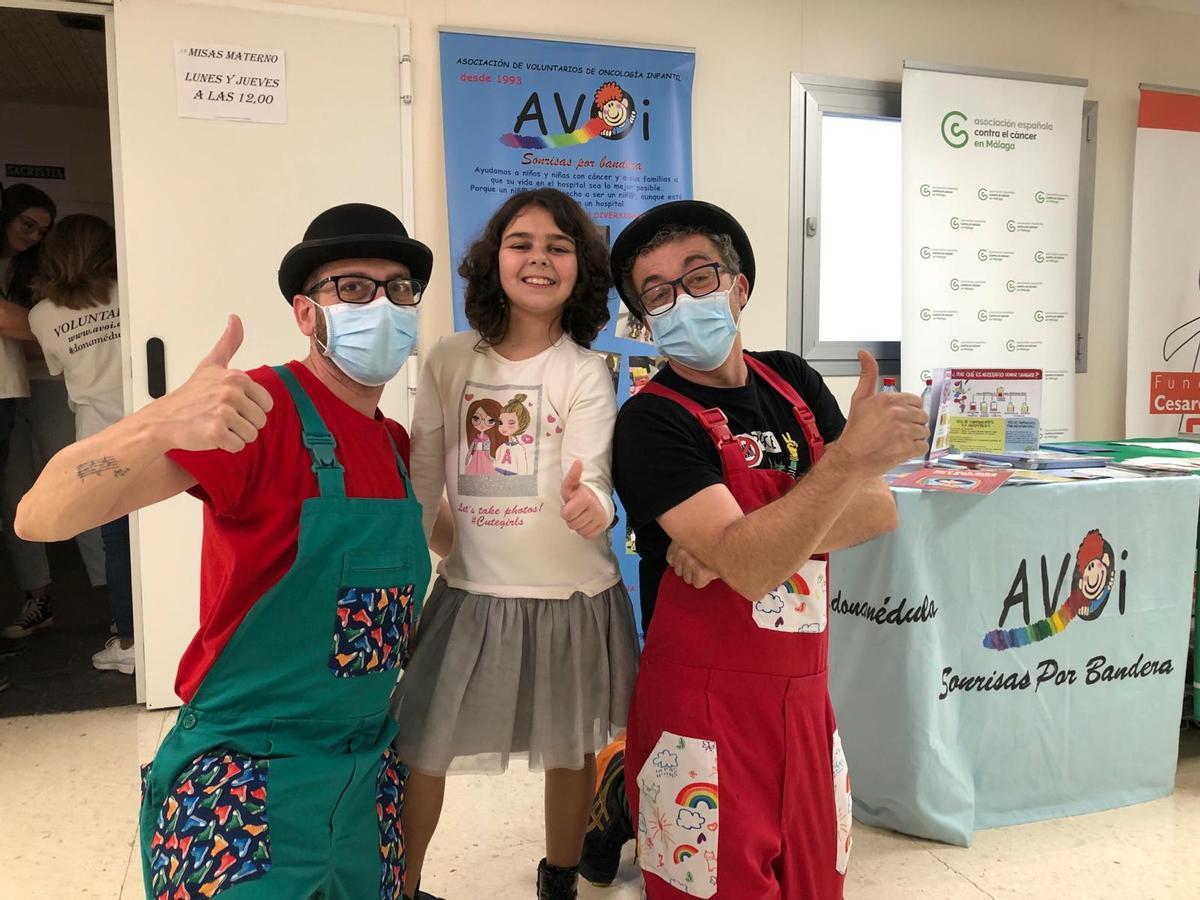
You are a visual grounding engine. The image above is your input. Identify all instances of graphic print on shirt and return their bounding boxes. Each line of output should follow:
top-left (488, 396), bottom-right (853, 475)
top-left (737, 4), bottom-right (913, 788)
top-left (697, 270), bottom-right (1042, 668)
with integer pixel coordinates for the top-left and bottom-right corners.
top-left (732, 430), bottom-right (797, 474)
top-left (458, 381), bottom-right (543, 497)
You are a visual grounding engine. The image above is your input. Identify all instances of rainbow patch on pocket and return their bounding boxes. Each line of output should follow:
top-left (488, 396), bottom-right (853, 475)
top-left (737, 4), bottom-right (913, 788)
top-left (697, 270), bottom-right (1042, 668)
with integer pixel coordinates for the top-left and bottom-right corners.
top-left (329, 585), bottom-right (416, 678)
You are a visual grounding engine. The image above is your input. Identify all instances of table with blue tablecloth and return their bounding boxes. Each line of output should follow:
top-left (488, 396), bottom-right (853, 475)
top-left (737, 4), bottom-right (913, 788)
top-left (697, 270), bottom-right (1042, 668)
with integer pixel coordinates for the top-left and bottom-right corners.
top-left (827, 474), bottom-right (1200, 847)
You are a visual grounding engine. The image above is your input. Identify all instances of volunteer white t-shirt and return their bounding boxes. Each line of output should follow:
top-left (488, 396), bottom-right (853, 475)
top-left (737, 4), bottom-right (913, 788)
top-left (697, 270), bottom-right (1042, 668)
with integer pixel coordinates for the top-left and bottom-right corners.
top-left (410, 329), bottom-right (621, 600)
top-left (0, 255), bottom-right (31, 400)
top-left (28, 284), bottom-right (124, 439)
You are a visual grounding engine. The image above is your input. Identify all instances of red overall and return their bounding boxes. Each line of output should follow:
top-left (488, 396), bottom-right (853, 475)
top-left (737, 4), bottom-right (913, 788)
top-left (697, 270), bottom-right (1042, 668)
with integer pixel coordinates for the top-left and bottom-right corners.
top-left (625, 353), bottom-right (852, 900)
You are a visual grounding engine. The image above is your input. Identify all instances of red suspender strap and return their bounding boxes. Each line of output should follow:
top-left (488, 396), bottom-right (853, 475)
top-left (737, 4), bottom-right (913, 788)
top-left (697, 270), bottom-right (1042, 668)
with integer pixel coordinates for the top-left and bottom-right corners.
top-left (742, 353), bottom-right (825, 464)
top-left (639, 380), bottom-right (735, 449)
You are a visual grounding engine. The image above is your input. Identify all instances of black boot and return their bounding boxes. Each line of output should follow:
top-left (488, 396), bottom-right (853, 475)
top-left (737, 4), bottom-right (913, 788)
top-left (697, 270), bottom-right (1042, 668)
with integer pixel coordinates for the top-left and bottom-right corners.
top-left (536, 858), bottom-right (578, 900)
top-left (578, 748), bottom-right (633, 886)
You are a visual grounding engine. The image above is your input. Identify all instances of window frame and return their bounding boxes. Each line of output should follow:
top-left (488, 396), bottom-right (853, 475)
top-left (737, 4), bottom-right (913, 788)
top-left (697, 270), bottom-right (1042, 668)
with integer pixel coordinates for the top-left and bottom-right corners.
top-left (788, 72), bottom-right (903, 377)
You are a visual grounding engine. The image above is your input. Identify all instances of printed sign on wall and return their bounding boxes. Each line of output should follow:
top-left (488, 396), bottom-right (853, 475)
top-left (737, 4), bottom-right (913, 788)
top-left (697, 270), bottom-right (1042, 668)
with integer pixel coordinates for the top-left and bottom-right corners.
top-left (175, 42), bottom-right (287, 124)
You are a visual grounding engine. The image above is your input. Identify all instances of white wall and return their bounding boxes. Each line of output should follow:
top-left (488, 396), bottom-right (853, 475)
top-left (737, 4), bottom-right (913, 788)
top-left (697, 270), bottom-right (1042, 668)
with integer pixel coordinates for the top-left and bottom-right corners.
top-left (278, 0), bottom-right (1200, 439)
top-left (0, 101), bottom-right (114, 222)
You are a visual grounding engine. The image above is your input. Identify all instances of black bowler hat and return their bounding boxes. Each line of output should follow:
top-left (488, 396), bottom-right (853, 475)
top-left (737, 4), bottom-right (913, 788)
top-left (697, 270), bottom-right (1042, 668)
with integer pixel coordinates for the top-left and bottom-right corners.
top-left (610, 200), bottom-right (755, 314)
top-left (277, 203), bottom-right (433, 302)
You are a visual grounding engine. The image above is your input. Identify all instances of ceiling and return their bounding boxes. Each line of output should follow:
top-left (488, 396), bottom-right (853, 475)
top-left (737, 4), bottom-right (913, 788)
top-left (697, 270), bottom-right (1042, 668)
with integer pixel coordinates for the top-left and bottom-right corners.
top-left (0, 7), bottom-right (107, 108)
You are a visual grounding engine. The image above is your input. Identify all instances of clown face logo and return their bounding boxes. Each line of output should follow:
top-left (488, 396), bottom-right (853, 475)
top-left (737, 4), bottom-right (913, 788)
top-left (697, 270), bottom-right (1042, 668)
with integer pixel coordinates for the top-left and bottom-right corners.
top-left (982, 529), bottom-right (1125, 651)
top-left (591, 81), bottom-right (637, 139)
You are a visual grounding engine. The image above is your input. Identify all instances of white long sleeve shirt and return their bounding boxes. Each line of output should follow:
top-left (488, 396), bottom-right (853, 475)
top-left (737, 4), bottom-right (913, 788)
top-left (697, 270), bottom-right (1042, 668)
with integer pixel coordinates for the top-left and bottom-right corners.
top-left (410, 330), bottom-right (621, 599)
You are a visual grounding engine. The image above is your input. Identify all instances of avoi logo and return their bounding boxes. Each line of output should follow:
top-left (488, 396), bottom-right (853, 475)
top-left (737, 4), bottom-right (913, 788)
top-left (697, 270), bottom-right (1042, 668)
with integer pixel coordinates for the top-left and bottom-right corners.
top-left (920, 308), bottom-right (933, 321)
top-left (950, 278), bottom-right (961, 291)
top-left (1006, 220), bottom-right (1017, 232)
top-left (1034, 310), bottom-right (1045, 322)
top-left (942, 111), bottom-right (969, 148)
top-left (950, 216), bottom-right (961, 229)
top-left (978, 188), bottom-right (989, 201)
top-left (920, 183), bottom-right (932, 197)
top-left (950, 339), bottom-right (961, 352)
top-left (920, 369), bottom-right (932, 382)
top-left (1035, 191), bottom-right (1046, 204)
top-left (1006, 280), bottom-right (1017, 292)
top-left (1034, 250), bottom-right (1046, 263)
top-left (977, 309), bottom-right (989, 322)
top-left (977, 249), bottom-right (989, 262)
top-left (920, 246), bottom-right (932, 259)
top-left (1006, 339), bottom-right (1017, 351)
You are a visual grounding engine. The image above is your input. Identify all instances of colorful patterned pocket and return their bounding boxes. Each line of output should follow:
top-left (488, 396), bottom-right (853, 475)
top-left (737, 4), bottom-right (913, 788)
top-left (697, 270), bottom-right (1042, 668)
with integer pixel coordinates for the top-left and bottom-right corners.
top-left (751, 557), bottom-right (829, 634)
top-left (148, 750), bottom-right (271, 899)
top-left (329, 585), bottom-right (416, 677)
top-left (831, 729), bottom-right (853, 874)
top-left (376, 747), bottom-right (410, 899)
top-left (636, 730), bottom-right (719, 898)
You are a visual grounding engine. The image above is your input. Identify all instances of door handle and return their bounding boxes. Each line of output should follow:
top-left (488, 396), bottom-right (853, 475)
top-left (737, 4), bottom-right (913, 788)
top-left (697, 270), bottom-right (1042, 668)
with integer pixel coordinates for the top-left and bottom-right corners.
top-left (146, 338), bottom-right (166, 398)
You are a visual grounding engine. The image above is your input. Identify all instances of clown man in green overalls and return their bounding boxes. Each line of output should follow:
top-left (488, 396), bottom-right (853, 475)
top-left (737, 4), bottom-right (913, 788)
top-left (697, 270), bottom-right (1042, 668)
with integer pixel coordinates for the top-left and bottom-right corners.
top-left (17, 204), bottom-right (437, 900)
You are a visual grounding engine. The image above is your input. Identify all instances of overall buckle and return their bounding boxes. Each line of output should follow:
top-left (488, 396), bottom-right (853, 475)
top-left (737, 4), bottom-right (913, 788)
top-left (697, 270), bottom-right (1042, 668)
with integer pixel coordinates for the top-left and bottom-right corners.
top-left (302, 432), bottom-right (339, 468)
top-left (696, 408), bottom-right (734, 446)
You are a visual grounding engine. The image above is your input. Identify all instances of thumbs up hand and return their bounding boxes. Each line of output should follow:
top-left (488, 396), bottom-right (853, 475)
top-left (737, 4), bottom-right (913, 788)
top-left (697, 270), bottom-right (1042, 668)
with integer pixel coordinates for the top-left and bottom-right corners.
top-left (560, 459), bottom-right (608, 539)
top-left (151, 315), bottom-right (275, 453)
top-left (833, 351), bottom-right (929, 476)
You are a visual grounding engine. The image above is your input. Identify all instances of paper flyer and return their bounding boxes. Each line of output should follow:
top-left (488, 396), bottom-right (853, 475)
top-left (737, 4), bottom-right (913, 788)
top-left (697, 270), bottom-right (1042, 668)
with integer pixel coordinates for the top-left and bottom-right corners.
top-left (928, 367), bottom-right (1042, 457)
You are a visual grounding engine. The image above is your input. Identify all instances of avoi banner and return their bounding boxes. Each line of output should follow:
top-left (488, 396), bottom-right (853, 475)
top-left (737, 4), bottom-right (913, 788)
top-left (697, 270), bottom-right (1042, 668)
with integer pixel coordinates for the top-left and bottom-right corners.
top-left (901, 64), bottom-right (1084, 440)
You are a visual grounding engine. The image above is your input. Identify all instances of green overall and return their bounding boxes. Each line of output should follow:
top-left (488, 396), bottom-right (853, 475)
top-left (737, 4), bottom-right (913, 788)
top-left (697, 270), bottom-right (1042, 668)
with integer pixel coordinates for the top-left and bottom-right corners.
top-left (139, 366), bottom-right (431, 900)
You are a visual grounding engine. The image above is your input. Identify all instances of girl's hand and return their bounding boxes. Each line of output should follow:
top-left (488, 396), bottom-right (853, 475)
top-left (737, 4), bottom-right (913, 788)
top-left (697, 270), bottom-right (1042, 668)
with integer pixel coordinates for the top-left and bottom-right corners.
top-left (560, 459), bottom-right (608, 539)
top-left (667, 541), bottom-right (718, 589)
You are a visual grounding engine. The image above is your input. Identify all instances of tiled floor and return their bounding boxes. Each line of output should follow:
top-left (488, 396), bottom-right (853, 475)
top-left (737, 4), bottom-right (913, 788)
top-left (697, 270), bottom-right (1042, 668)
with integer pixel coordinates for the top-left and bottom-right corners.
top-left (1, 707), bottom-right (1198, 899)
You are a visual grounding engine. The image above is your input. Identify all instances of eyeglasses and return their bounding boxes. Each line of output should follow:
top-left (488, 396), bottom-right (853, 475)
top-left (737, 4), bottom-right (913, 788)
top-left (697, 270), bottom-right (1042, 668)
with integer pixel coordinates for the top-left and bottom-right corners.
top-left (15, 214), bottom-right (50, 241)
top-left (305, 274), bottom-right (425, 306)
top-left (638, 262), bottom-right (730, 317)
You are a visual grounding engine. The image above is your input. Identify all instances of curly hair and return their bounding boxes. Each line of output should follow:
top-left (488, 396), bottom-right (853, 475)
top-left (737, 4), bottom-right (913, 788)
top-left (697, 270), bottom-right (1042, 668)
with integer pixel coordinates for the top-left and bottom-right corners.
top-left (459, 188), bottom-right (612, 348)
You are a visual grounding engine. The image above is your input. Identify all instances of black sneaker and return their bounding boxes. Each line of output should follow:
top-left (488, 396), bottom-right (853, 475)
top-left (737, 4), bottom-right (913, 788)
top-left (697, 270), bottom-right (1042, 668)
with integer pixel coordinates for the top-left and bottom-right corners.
top-left (536, 858), bottom-right (578, 900)
top-left (2, 593), bottom-right (53, 639)
top-left (579, 748), bottom-right (633, 887)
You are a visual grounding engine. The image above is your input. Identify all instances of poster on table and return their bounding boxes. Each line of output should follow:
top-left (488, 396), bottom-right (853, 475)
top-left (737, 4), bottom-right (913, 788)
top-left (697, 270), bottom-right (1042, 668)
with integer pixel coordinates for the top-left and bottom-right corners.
top-left (827, 476), bottom-right (1200, 846)
top-left (1125, 87), bottom-right (1200, 438)
top-left (439, 30), bottom-right (695, 634)
top-left (901, 63), bottom-right (1084, 441)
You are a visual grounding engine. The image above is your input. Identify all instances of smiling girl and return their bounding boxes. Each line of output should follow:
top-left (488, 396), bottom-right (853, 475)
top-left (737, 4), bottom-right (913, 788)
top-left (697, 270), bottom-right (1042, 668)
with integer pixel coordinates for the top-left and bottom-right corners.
top-left (391, 188), bottom-right (639, 900)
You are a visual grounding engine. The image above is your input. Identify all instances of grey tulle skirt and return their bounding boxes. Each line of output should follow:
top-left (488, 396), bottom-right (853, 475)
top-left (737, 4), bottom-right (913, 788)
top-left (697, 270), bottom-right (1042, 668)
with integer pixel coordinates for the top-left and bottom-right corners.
top-left (389, 576), bottom-right (640, 775)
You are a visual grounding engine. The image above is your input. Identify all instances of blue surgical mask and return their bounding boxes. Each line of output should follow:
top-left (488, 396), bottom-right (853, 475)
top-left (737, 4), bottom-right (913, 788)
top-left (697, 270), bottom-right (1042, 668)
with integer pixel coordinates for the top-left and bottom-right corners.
top-left (312, 296), bottom-right (419, 386)
top-left (648, 290), bottom-right (740, 371)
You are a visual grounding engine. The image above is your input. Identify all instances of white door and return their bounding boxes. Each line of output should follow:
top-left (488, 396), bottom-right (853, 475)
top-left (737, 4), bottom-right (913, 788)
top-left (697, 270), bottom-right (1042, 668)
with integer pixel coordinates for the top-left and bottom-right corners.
top-left (112, 0), bottom-right (417, 708)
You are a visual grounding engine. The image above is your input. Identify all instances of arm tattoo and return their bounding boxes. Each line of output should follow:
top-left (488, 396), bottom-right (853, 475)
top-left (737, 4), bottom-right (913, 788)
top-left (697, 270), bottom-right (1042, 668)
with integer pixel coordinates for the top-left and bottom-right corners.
top-left (76, 457), bottom-right (131, 481)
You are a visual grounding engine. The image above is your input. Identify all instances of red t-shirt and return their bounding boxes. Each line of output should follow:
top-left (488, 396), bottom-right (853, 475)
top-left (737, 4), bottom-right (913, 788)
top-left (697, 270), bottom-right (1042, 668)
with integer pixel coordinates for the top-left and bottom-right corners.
top-left (166, 360), bottom-right (411, 703)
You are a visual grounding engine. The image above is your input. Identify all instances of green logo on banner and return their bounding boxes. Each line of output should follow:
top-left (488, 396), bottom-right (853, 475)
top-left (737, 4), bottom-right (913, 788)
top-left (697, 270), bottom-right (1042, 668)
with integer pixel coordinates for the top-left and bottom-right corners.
top-left (950, 216), bottom-right (961, 229)
top-left (950, 339), bottom-right (961, 352)
top-left (920, 369), bottom-right (932, 382)
top-left (978, 249), bottom-right (989, 262)
top-left (1006, 339), bottom-right (1017, 351)
top-left (920, 183), bottom-right (932, 197)
top-left (1006, 280), bottom-right (1017, 292)
top-left (1034, 250), bottom-right (1046, 263)
top-left (942, 111), bottom-right (969, 148)
top-left (1034, 310), bottom-right (1045, 322)
top-left (920, 308), bottom-right (933, 321)
top-left (1035, 191), bottom-right (1046, 204)
top-left (1007, 220), bottom-right (1017, 232)
top-left (978, 309), bottom-right (989, 322)
top-left (920, 246), bottom-right (932, 259)
top-left (950, 278), bottom-right (961, 291)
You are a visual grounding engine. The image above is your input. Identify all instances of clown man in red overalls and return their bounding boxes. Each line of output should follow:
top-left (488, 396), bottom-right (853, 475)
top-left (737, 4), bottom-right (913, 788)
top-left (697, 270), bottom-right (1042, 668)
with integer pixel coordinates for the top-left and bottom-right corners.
top-left (602, 201), bottom-right (929, 899)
